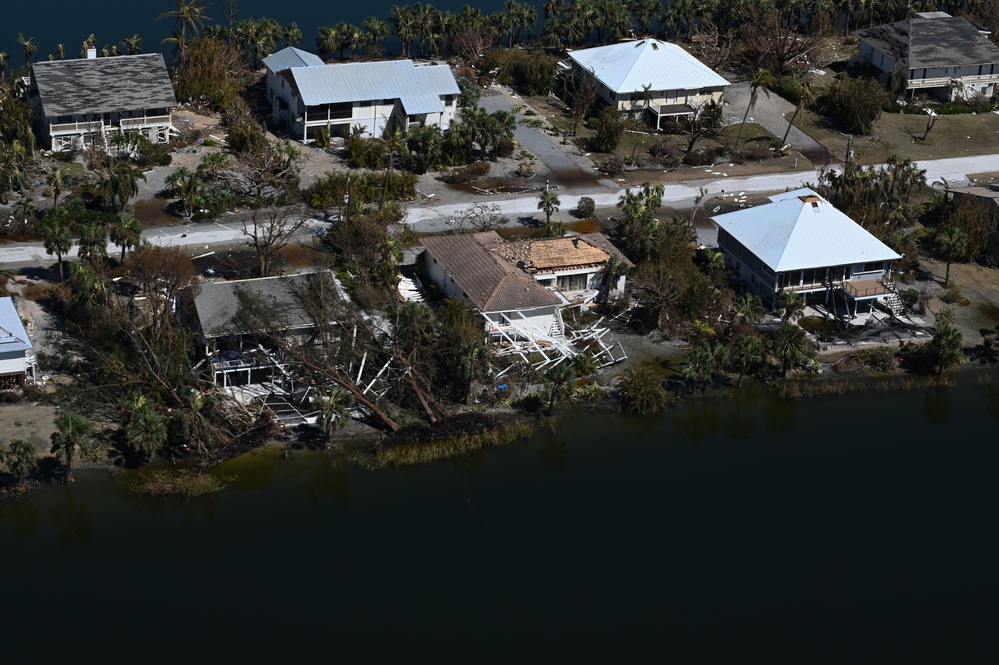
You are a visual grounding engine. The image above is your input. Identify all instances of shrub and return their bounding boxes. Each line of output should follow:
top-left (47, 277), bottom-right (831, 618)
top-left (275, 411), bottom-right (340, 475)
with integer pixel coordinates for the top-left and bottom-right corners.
top-left (596, 155), bottom-right (624, 176)
top-left (683, 147), bottom-right (719, 166)
top-left (816, 73), bottom-right (888, 135)
top-left (313, 127), bottom-right (331, 149)
top-left (575, 196), bottom-right (596, 218)
top-left (771, 74), bottom-right (802, 104)
top-left (439, 161), bottom-right (490, 184)
top-left (589, 107), bottom-right (624, 152)
top-left (619, 368), bottom-right (674, 415)
top-left (648, 140), bottom-right (683, 168)
top-left (494, 135), bottom-right (515, 158)
top-left (858, 346), bottom-right (897, 372)
top-left (940, 284), bottom-right (963, 304)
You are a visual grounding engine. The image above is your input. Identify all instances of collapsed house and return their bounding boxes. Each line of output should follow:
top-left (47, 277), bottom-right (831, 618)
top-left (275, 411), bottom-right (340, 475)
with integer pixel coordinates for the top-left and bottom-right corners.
top-left (418, 232), bottom-right (632, 370)
top-left (181, 272), bottom-right (322, 425)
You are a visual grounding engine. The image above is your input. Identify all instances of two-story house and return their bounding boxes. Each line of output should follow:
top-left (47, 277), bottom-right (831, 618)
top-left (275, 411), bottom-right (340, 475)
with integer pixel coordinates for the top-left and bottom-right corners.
top-left (566, 39), bottom-right (729, 129)
top-left (0, 297), bottom-right (34, 390)
top-left (854, 12), bottom-right (999, 100)
top-left (30, 52), bottom-right (177, 152)
top-left (712, 189), bottom-right (902, 318)
top-left (262, 47), bottom-right (460, 142)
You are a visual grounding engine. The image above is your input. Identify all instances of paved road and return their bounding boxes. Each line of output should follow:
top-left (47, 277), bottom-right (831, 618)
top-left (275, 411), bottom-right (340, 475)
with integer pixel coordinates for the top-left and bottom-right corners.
top-left (3, 152), bottom-right (998, 268)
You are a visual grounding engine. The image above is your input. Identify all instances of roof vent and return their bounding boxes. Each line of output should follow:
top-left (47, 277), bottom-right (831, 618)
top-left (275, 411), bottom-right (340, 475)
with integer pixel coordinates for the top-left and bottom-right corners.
top-left (86, 47), bottom-right (97, 59)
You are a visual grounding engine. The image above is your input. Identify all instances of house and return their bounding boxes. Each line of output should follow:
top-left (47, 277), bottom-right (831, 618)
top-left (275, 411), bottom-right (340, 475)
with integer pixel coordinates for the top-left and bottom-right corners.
top-left (419, 231), bottom-right (631, 360)
top-left (944, 185), bottom-right (999, 261)
top-left (854, 12), bottom-right (999, 100)
top-left (0, 297), bottom-right (34, 389)
top-left (566, 39), bottom-right (729, 129)
top-left (712, 189), bottom-right (903, 318)
top-left (262, 47), bottom-right (460, 142)
top-left (183, 272), bottom-right (322, 389)
top-left (30, 52), bottom-right (177, 152)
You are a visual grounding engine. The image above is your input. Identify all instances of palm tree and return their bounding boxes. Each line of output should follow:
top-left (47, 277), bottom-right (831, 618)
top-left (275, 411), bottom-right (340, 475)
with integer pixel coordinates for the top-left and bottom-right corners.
top-left (123, 34), bottom-right (143, 55)
top-left (935, 226), bottom-right (967, 286)
top-left (928, 322), bottom-right (963, 375)
top-left (777, 290), bottom-right (805, 323)
top-left (544, 362), bottom-right (575, 415)
top-left (40, 215), bottom-right (73, 281)
top-left (109, 213), bottom-right (142, 263)
top-left (538, 189), bottom-right (561, 228)
top-left (2, 439), bottom-right (35, 483)
top-left (381, 126), bottom-right (409, 209)
top-left (283, 22), bottom-right (303, 48)
top-left (16, 34), bottom-right (37, 70)
top-left (731, 333), bottom-right (765, 387)
top-left (733, 292), bottom-right (765, 328)
top-left (47, 166), bottom-right (68, 209)
top-left (156, 0), bottom-right (211, 68)
top-left (56, 43), bottom-right (65, 60)
top-left (737, 69), bottom-right (775, 147)
top-left (771, 321), bottom-right (809, 377)
top-left (50, 412), bottom-right (93, 484)
top-left (313, 387), bottom-right (354, 448)
top-left (108, 160), bottom-right (146, 212)
top-left (457, 338), bottom-right (492, 404)
top-left (782, 76), bottom-right (813, 146)
top-left (124, 405), bottom-right (167, 459)
top-left (77, 222), bottom-right (108, 265)
top-left (0, 52), bottom-right (8, 83)
top-left (363, 16), bottom-right (390, 48)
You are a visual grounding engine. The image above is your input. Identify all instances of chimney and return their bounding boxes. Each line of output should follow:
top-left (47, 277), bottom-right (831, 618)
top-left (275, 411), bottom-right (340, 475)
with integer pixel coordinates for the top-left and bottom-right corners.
top-left (86, 48), bottom-right (97, 59)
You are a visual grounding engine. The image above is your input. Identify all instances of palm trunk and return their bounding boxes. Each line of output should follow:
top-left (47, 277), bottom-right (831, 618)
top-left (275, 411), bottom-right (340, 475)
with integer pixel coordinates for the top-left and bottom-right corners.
top-left (736, 97), bottom-right (752, 146)
top-left (945, 259), bottom-right (951, 285)
top-left (782, 107), bottom-right (800, 146)
top-left (57, 253), bottom-right (64, 282)
top-left (65, 446), bottom-right (74, 484)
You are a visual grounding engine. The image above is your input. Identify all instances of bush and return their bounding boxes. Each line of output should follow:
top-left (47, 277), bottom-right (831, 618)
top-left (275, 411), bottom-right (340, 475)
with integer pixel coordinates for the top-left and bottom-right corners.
top-left (439, 161), bottom-right (490, 184)
top-left (619, 368), bottom-right (674, 415)
top-left (648, 140), bottom-right (683, 168)
top-left (858, 346), bottom-right (897, 372)
top-left (313, 127), bottom-right (331, 149)
top-left (477, 49), bottom-right (559, 96)
top-left (589, 107), bottom-right (624, 152)
top-left (494, 135), bottom-right (515, 158)
top-left (683, 147), bottom-right (719, 166)
top-left (596, 155), bottom-right (624, 176)
top-left (940, 284), bottom-right (963, 304)
top-left (771, 74), bottom-right (802, 104)
top-left (575, 196), bottom-right (595, 218)
top-left (816, 73), bottom-right (888, 135)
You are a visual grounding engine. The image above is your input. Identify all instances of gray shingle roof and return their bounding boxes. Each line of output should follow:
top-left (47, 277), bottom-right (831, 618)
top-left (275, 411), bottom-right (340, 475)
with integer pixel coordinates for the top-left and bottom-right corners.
top-left (288, 60), bottom-right (459, 113)
top-left (855, 16), bottom-right (999, 69)
top-left (0, 297), bottom-right (32, 355)
top-left (567, 39), bottom-right (729, 95)
top-left (421, 232), bottom-right (562, 312)
top-left (711, 188), bottom-right (900, 272)
top-left (31, 54), bottom-right (176, 118)
top-left (262, 46), bottom-right (325, 73)
top-left (193, 273), bottom-right (320, 339)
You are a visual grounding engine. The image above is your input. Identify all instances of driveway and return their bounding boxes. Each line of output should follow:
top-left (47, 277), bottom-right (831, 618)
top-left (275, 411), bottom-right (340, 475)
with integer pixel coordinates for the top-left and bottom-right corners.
top-left (723, 81), bottom-right (833, 166)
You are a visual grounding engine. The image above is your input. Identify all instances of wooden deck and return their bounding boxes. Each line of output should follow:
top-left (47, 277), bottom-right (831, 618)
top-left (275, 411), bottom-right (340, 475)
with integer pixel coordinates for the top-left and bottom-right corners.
top-left (841, 278), bottom-right (891, 298)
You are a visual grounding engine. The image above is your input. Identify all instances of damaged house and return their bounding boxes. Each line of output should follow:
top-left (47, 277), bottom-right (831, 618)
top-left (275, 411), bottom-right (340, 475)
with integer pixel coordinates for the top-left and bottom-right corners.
top-left (419, 232), bottom-right (631, 369)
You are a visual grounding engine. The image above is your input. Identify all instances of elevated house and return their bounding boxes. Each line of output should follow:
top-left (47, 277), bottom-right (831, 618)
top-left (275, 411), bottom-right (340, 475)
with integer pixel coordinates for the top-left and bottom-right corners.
top-left (854, 12), bottom-right (999, 100)
top-left (30, 52), bottom-right (177, 152)
top-left (566, 39), bottom-right (729, 129)
top-left (419, 232), bottom-right (630, 367)
top-left (712, 189), bottom-right (903, 318)
top-left (0, 297), bottom-right (35, 390)
top-left (262, 47), bottom-right (460, 142)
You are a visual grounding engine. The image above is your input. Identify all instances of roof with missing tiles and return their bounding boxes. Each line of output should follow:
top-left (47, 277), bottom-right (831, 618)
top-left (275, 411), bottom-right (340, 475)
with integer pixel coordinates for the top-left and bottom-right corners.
top-left (31, 53), bottom-right (176, 118)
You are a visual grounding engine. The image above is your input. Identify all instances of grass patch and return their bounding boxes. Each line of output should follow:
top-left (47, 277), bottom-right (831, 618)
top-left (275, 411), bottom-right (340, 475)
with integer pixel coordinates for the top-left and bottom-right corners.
top-left (374, 420), bottom-right (534, 468)
top-left (793, 105), bottom-right (999, 165)
top-left (121, 468), bottom-right (231, 497)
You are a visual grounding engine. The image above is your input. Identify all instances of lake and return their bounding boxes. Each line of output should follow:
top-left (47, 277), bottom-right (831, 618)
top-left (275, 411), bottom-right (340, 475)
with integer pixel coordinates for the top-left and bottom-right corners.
top-left (2, 371), bottom-right (998, 660)
top-left (2, 0), bottom-right (522, 69)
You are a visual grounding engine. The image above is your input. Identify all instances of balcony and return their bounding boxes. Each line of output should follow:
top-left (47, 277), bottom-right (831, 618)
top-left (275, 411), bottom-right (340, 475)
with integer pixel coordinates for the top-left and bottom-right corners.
top-left (50, 119), bottom-right (103, 135)
top-left (841, 278), bottom-right (891, 299)
top-left (120, 114), bottom-right (172, 130)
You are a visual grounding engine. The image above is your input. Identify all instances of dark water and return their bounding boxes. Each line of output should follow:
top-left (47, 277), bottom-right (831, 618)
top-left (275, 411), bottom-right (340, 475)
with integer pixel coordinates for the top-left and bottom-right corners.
top-left (3, 372), bottom-right (999, 659)
top-left (2, 0), bottom-right (520, 69)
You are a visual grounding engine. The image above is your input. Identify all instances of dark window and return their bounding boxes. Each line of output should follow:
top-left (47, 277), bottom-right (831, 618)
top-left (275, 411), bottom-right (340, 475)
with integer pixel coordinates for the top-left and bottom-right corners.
top-left (359, 101), bottom-right (372, 107)
top-left (860, 261), bottom-right (883, 273)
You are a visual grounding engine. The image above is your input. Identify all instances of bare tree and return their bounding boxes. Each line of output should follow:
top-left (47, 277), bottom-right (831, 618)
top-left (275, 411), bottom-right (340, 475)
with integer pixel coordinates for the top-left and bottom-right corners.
top-left (242, 206), bottom-right (309, 277)
top-left (565, 69), bottom-right (598, 137)
top-left (691, 22), bottom-right (733, 71)
top-left (740, 7), bottom-right (821, 73)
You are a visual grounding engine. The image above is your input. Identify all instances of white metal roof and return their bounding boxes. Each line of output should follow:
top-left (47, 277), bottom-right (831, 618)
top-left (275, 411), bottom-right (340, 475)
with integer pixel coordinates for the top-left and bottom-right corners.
top-left (711, 188), bottom-right (901, 272)
top-left (262, 46), bottom-right (325, 73)
top-left (567, 39), bottom-right (729, 94)
top-left (0, 297), bottom-right (32, 355)
top-left (288, 60), bottom-right (459, 114)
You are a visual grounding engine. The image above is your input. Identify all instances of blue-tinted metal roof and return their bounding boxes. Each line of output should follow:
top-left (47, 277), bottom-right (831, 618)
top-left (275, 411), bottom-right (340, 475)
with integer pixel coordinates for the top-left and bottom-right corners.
top-left (262, 46), bottom-right (325, 73)
top-left (712, 189), bottom-right (901, 272)
top-left (0, 297), bottom-right (32, 355)
top-left (567, 39), bottom-right (729, 94)
top-left (289, 60), bottom-right (459, 113)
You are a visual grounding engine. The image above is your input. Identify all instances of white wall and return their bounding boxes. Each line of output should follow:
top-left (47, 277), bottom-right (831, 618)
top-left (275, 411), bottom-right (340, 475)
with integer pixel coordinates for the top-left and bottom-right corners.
top-left (0, 351), bottom-right (26, 376)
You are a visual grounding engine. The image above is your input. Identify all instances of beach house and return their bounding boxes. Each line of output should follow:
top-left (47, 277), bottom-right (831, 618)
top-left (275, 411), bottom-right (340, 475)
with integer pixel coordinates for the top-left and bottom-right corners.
top-left (0, 297), bottom-right (34, 389)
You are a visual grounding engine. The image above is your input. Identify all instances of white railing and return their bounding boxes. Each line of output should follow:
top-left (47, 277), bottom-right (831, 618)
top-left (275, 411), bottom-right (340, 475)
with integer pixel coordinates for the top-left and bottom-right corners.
top-left (908, 73), bottom-right (999, 89)
top-left (120, 114), bottom-right (172, 129)
top-left (50, 120), bottom-right (103, 134)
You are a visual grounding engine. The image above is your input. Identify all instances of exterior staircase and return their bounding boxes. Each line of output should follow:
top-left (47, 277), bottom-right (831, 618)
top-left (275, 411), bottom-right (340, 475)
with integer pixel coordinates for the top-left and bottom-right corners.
top-left (879, 277), bottom-right (905, 317)
top-left (550, 309), bottom-right (566, 339)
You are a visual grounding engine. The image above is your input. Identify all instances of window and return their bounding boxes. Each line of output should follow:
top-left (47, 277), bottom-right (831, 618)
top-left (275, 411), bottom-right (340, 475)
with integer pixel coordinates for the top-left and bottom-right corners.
top-left (609, 92), bottom-right (616, 101)
top-left (557, 273), bottom-right (588, 291)
top-left (359, 101), bottom-right (372, 107)
top-left (860, 261), bottom-right (883, 273)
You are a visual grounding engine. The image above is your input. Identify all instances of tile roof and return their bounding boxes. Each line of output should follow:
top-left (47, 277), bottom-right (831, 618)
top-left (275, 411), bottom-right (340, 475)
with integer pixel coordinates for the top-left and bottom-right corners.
top-left (575, 232), bottom-right (635, 268)
top-left (711, 188), bottom-right (901, 272)
top-left (0, 297), bottom-right (32, 355)
top-left (420, 232), bottom-right (562, 312)
top-left (490, 236), bottom-right (611, 273)
top-left (855, 16), bottom-right (999, 69)
top-left (262, 46), bottom-right (325, 73)
top-left (287, 60), bottom-right (459, 113)
top-left (31, 54), bottom-right (176, 118)
top-left (567, 39), bottom-right (729, 95)
top-left (193, 273), bottom-right (321, 339)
